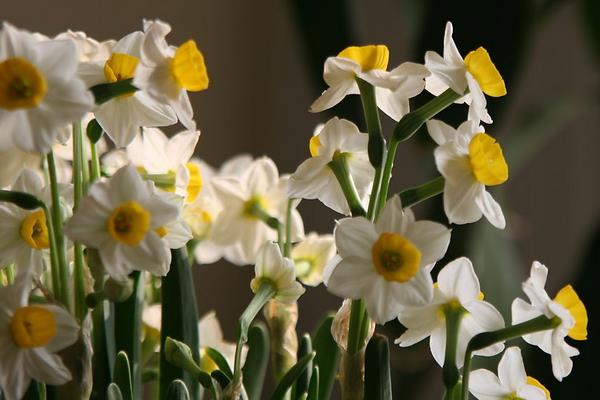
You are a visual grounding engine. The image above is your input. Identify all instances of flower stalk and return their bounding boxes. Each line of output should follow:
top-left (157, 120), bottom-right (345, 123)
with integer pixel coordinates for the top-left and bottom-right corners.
top-left (328, 154), bottom-right (366, 217)
top-left (442, 306), bottom-right (463, 399)
top-left (72, 121), bottom-right (87, 322)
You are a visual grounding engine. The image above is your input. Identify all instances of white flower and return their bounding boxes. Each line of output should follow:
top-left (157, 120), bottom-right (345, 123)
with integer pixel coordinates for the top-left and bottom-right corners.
top-left (288, 117), bottom-right (374, 215)
top-left (470, 347), bottom-right (551, 400)
top-left (326, 196), bottom-right (451, 324)
top-left (0, 22), bottom-right (94, 153)
top-left (0, 147), bottom-right (40, 188)
top-left (250, 242), bottom-right (305, 303)
top-left (198, 311), bottom-right (247, 373)
top-left (0, 280), bottom-right (79, 400)
top-left (134, 19), bottom-right (209, 131)
top-left (428, 119), bottom-right (507, 229)
top-left (291, 232), bottom-right (336, 287)
top-left (78, 30), bottom-right (177, 148)
top-left (210, 157), bottom-right (304, 265)
top-left (424, 21), bottom-right (506, 124)
top-left (0, 169), bottom-right (71, 278)
top-left (64, 164), bottom-right (180, 281)
top-left (309, 45), bottom-right (429, 121)
top-left (512, 261), bottom-right (588, 381)
top-left (55, 30), bottom-right (115, 63)
top-left (395, 257), bottom-right (505, 367)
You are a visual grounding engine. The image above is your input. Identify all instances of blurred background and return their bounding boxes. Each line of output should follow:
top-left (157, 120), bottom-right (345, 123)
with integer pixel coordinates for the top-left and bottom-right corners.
top-left (5, 0), bottom-right (599, 398)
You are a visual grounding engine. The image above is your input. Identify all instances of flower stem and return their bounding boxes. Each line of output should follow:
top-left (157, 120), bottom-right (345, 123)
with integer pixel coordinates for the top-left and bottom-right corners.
top-left (72, 121), bottom-right (87, 322)
top-left (377, 89), bottom-right (461, 213)
top-left (90, 141), bottom-right (101, 183)
top-left (442, 307), bottom-right (463, 398)
top-left (284, 198), bottom-right (294, 257)
top-left (42, 204), bottom-right (61, 301)
top-left (328, 153), bottom-right (366, 217)
top-left (46, 151), bottom-right (71, 312)
top-left (398, 176), bottom-right (445, 208)
top-left (460, 315), bottom-right (560, 400)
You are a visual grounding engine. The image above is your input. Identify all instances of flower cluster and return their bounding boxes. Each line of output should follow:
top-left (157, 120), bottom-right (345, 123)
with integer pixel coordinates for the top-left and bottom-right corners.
top-left (0, 18), bottom-right (588, 400)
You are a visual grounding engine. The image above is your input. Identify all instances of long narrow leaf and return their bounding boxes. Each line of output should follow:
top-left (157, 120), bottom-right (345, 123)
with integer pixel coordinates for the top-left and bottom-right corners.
top-left (242, 322), bottom-right (270, 400)
top-left (364, 335), bottom-right (392, 400)
top-left (166, 380), bottom-right (191, 400)
top-left (270, 352), bottom-right (315, 400)
top-left (311, 315), bottom-right (339, 400)
top-left (205, 347), bottom-right (233, 379)
top-left (293, 334), bottom-right (312, 399)
top-left (113, 352), bottom-right (133, 400)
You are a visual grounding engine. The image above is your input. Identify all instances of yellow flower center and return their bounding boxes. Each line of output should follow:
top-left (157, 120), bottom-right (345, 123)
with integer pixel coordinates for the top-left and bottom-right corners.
top-left (104, 53), bottom-right (139, 83)
top-left (170, 40), bottom-right (209, 92)
top-left (20, 210), bottom-right (50, 250)
top-left (0, 57), bottom-right (47, 110)
top-left (107, 201), bottom-right (151, 246)
top-left (464, 47), bottom-right (507, 97)
top-left (155, 226), bottom-right (168, 238)
top-left (243, 196), bottom-right (269, 220)
top-left (10, 306), bottom-right (56, 348)
top-left (185, 162), bottom-right (203, 203)
top-left (554, 284), bottom-right (588, 340)
top-left (294, 257), bottom-right (315, 278)
top-left (526, 376), bottom-right (551, 399)
top-left (371, 232), bottom-right (421, 282)
top-left (183, 206), bottom-right (213, 238)
top-left (309, 135), bottom-right (321, 157)
top-left (338, 45), bottom-right (389, 71)
top-left (468, 133), bottom-right (508, 186)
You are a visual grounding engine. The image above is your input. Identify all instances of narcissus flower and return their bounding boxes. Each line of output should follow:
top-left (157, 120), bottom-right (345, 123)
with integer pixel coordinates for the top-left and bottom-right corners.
top-left (250, 242), bottom-right (305, 303)
top-left (470, 347), bottom-right (551, 400)
top-left (0, 280), bottom-right (79, 400)
top-left (134, 19), bottom-right (209, 132)
top-left (55, 30), bottom-right (115, 63)
top-left (288, 118), bottom-right (373, 215)
top-left (425, 22), bottom-right (506, 124)
top-left (78, 31), bottom-right (177, 147)
top-left (0, 22), bottom-right (94, 153)
top-left (309, 45), bottom-right (429, 121)
top-left (64, 164), bottom-right (180, 281)
top-left (0, 169), bottom-right (72, 278)
top-left (291, 232), bottom-right (336, 287)
top-left (326, 196), bottom-right (451, 324)
top-left (210, 157), bottom-right (304, 265)
top-left (428, 119), bottom-right (508, 229)
top-left (512, 261), bottom-right (588, 381)
top-left (395, 257), bottom-right (505, 367)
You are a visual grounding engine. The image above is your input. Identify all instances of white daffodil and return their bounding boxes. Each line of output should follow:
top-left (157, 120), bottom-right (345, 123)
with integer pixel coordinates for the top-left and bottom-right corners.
top-left (428, 119), bottom-right (508, 229)
top-left (210, 157), bottom-right (304, 265)
top-left (470, 347), bottom-right (551, 400)
top-left (425, 21), bottom-right (506, 124)
top-left (134, 19), bottom-right (209, 131)
top-left (78, 31), bottom-right (177, 148)
top-left (64, 164), bottom-right (180, 281)
top-left (309, 45), bottom-right (429, 121)
top-left (0, 147), bottom-right (40, 188)
top-left (326, 196), bottom-right (451, 324)
top-left (55, 30), bottom-right (115, 63)
top-left (198, 311), bottom-right (248, 373)
top-left (250, 242), bottom-right (305, 303)
top-left (0, 22), bottom-right (94, 154)
top-left (0, 280), bottom-right (79, 400)
top-left (288, 117), bottom-right (374, 215)
top-left (291, 232), bottom-right (335, 287)
top-left (0, 169), bottom-right (72, 278)
top-left (512, 261), bottom-right (588, 381)
top-left (395, 257), bottom-right (505, 367)
top-left (154, 191), bottom-right (193, 250)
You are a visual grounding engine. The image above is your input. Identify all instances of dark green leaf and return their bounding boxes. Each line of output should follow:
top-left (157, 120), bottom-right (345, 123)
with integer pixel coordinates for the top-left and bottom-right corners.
top-left (210, 370), bottom-right (231, 389)
top-left (106, 383), bottom-right (123, 400)
top-left (242, 322), bottom-right (270, 400)
top-left (270, 352), bottom-right (315, 400)
top-left (311, 315), bottom-right (339, 400)
top-left (0, 190), bottom-right (45, 210)
top-left (86, 119), bottom-right (103, 144)
top-left (90, 79), bottom-right (137, 105)
top-left (205, 347), bottom-right (233, 379)
top-left (306, 366), bottom-right (319, 400)
top-left (292, 334), bottom-right (312, 399)
top-left (159, 249), bottom-right (200, 400)
top-left (142, 368), bottom-right (158, 383)
top-left (166, 380), bottom-right (190, 400)
top-left (364, 335), bottom-right (392, 400)
top-left (113, 351), bottom-right (133, 400)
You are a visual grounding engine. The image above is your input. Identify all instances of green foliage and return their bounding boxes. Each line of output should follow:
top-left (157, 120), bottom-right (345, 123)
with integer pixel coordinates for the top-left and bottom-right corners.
top-left (113, 352), bottom-right (133, 400)
top-left (311, 315), bottom-right (339, 400)
top-left (270, 352), bottom-right (316, 400)
top-left (364, 335), bottom-right (392, 400)
top-left (242, 322), bottom-right (270, 400)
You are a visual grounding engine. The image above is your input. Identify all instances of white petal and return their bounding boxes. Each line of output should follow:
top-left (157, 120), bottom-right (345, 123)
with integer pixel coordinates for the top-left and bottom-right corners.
top-left (443, 180), bottom-right (484, 225)
top-left (374, 195), bottom-right (410, 234)
top-left (498, 347), bottom-right (527, 392)
top-left (334, 217), bottom-right (377, 259)
top-left (395, 305), bottom-right (439, 347)
top-left (309, 82), bottom-right (355, 113)
top-left (43, 304), bottom-right (79, 352)
top-left (426, 119), bottom-right (457, 146)
top-left (404, 220), bottom-right (451, 266)
top-left (24, 348), bottom-right (72, 385)
top-left (469, 369), bottom-right (509, 400)
top-left (363, 278), bottom-right (403, 324)
top-left (327, 256), bottom-right (375, 300)
top-left (429, 325), bottom-right (446, 367)
top-left (475, 190), bottom-right (506, 229)
top-left (438, 257), bottom-right (480, 302)
top-left (254, 242), bottom-right (284, 279)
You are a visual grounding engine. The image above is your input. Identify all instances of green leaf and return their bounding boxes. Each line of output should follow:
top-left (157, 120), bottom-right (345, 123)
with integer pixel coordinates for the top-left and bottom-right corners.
top-left (106, 383), bottom-right (123, 400)
top-left (292, 334), bottom-right (313, 400)
top-left (113, 272), bottom-right (144, 397)
top-left (91, 300), bottom-right (115, 399)
top-left (210, 370), bottom-right (231, 389)
top-left (0, 190), bottom-right (45, 210)
top-left (311, 315), bottom-right (339, 400)
top-left (23, 381), bottom-right (43, 400)
top-left (270, 352), bottom-right (315, 400)
top-left (242, 322), bottom-right (270, 400)
top-left (364, 335), bottom-right (392, 400)
top-left (142, 368), bottom-right (158, 383)
top-left (86, 119), bottom-right (103, 144)
top-left (306, 367), bottom-right (319, 400)
top-left (159, 249), bottom-right (201, 400)
top-left (166, 380), bottom-right (191, 400)
top-left (90, 79), bottom-right (137, 105)
top-left (205, 347), bottom-right (233, 379)
top-left (113, 351), bottom-right (133, 400)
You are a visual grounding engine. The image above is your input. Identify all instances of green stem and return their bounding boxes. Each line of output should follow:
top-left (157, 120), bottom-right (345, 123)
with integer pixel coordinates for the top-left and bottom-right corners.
top-left (377, 89), bottom-right (461, 214)
top-left (46, 152), bottom-right (71, 311)
top-left (398, 176), bottom-right (445, 208)
top-left (232, 283), bottom-right (277, 389)
top-left (42, 205), bottom-right (61, 301)
top-left (246, 202), bottom-right (285, 253)
top-left (72, 121), bottom-right (87, 322)
top-left (90, 140), bottom-right (101, 183)
top-left (442, 307), bottom-right (463, 398)
top-left (461, 315), bottom-right (560, 400)
top-left (328, 154), bottom-right (366, 217)
top-left (284, 198), bottom-right (294, 257)
top-left (346, 299), bottom-right (366, 355)
top-left (356, 78), bottom-right (385, 221)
